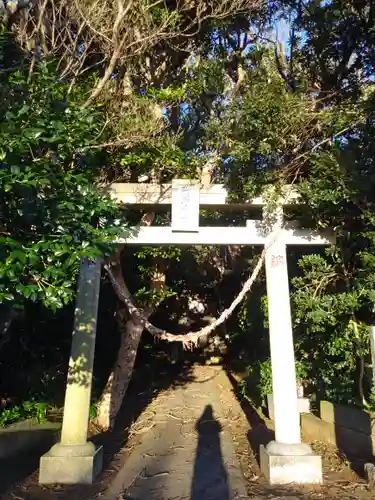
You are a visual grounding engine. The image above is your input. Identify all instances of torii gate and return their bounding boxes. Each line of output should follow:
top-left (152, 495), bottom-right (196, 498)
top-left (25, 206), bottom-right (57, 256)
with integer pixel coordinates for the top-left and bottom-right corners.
top-left (39, 180), bottom-right (333, 486)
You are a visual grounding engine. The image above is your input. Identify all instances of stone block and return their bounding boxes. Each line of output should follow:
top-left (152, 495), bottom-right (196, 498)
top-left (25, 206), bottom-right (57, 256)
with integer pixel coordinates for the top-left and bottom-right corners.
top-left (267, 394), bottom-right (310, 420)
top-left (39, 445), bottom-right (103, 484)
top-left (301, 414), bottom-right (335, 445)
top-left (320, 400), bottom-right (375, 435)
top-left (0, 420), bottom-right (60, 459)
top-left (302, 413), bottom-right (375, 458)
top-left (260, 445), bottom-right (323, 485)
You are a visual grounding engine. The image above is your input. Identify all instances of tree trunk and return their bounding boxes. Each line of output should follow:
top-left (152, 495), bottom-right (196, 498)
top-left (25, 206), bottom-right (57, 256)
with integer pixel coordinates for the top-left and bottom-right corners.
top-left (94, 244), bottom-right (165, 430)
top-left (94, 306), bottom-right (144, 430)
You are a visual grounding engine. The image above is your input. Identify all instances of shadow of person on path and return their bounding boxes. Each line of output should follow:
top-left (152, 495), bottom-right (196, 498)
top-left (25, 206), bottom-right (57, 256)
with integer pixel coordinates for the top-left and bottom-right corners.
top-left (191, 404), bottom-right (229, 500)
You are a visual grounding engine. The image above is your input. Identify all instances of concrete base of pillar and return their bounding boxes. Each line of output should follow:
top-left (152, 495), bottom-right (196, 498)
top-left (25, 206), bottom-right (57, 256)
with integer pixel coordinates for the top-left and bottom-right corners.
top-left (39, 443), bottom-right (103, 485)
top-left (260, 443), bottom-right (323, 485)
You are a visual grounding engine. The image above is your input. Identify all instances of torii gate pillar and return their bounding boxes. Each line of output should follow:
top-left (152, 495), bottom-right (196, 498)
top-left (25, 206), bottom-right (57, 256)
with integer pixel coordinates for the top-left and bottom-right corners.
top-left (39, 258), bottom-right (103, 484)
top-left (260, 211), bottom-right (322, 484)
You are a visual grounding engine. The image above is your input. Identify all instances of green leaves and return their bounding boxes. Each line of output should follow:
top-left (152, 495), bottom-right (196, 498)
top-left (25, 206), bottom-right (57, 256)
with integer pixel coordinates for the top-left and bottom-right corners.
top-left (289, 248), bottom-right (373, 405)
top-left (0, 400), bottom-right (50, 428)
top-left (24, 128), bottom-right (45, 140)
top-left (0, 60), bottom-right (125, 311)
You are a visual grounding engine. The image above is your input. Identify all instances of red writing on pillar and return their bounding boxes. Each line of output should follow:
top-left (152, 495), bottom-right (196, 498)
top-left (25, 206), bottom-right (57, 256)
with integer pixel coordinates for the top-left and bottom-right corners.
top-left (82, 256), bottom-right (96, 267)
top-left (271, 254), bottom-right (284, 269)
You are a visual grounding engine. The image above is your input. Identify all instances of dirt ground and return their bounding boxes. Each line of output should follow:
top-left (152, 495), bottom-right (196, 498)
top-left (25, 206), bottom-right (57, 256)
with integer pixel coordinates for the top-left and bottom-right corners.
top-left (1, 364), bottom-right (373, 500)
top-left (222, 369), bottom-right (372, 500)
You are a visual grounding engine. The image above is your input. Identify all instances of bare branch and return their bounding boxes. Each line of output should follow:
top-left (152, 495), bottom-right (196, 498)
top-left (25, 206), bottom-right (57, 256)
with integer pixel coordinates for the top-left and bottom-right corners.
top-left (16, 0), bottom-right (262, 100)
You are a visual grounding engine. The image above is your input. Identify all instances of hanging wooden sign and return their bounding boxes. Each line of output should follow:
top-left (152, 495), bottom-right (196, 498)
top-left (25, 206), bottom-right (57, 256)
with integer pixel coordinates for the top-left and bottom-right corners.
top-left (171, 179), bottom-right (200, 232)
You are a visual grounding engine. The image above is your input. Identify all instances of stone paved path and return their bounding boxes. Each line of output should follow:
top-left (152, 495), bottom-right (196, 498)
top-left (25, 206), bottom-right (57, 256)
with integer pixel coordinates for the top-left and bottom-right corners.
top-left (104, 365), bottom-right (249, 500)
top-left (2, 363), bottom-right (372, 499)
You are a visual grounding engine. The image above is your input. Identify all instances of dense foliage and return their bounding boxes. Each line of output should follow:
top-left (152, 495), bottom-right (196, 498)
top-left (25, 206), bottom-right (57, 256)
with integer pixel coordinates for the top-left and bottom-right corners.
top-left (233, 1), bottom-right (375, 409)
top-left (0, 36), bottom-right (122, 311)
top-left (0, 31), bottom-right (124, 423)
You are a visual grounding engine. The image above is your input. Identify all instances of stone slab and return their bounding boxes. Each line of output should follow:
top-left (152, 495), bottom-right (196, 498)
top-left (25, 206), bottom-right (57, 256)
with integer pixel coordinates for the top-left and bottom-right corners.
top-left (39, 445), bottom-right (103, 484)
top-left (260, 444), bottom-right (322, 485)
top-left (320, 400), bottom-right (375, 435)
top-left (302, 413), bottom-right (375, 458)
top-left (0, 419), bottom-right (60, 459)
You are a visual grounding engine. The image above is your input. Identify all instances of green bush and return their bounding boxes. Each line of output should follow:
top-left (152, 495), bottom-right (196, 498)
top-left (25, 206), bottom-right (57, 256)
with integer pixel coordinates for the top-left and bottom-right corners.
top-left (0, 400), bottom-right (50, 427)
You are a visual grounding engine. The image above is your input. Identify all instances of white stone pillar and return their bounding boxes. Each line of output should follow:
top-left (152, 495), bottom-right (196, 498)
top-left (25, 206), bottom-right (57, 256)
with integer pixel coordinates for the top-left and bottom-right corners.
top-left (264, 235), bottom-right (301, 445)
top-left (260, 208), bottom-right (322, 485)
top-left (39, 257), bottom-right (103, 485)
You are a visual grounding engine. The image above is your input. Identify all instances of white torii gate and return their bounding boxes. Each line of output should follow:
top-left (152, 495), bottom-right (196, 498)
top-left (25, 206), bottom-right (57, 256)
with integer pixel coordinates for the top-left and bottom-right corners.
top-left (39, 180), bottom-right (333, 486)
